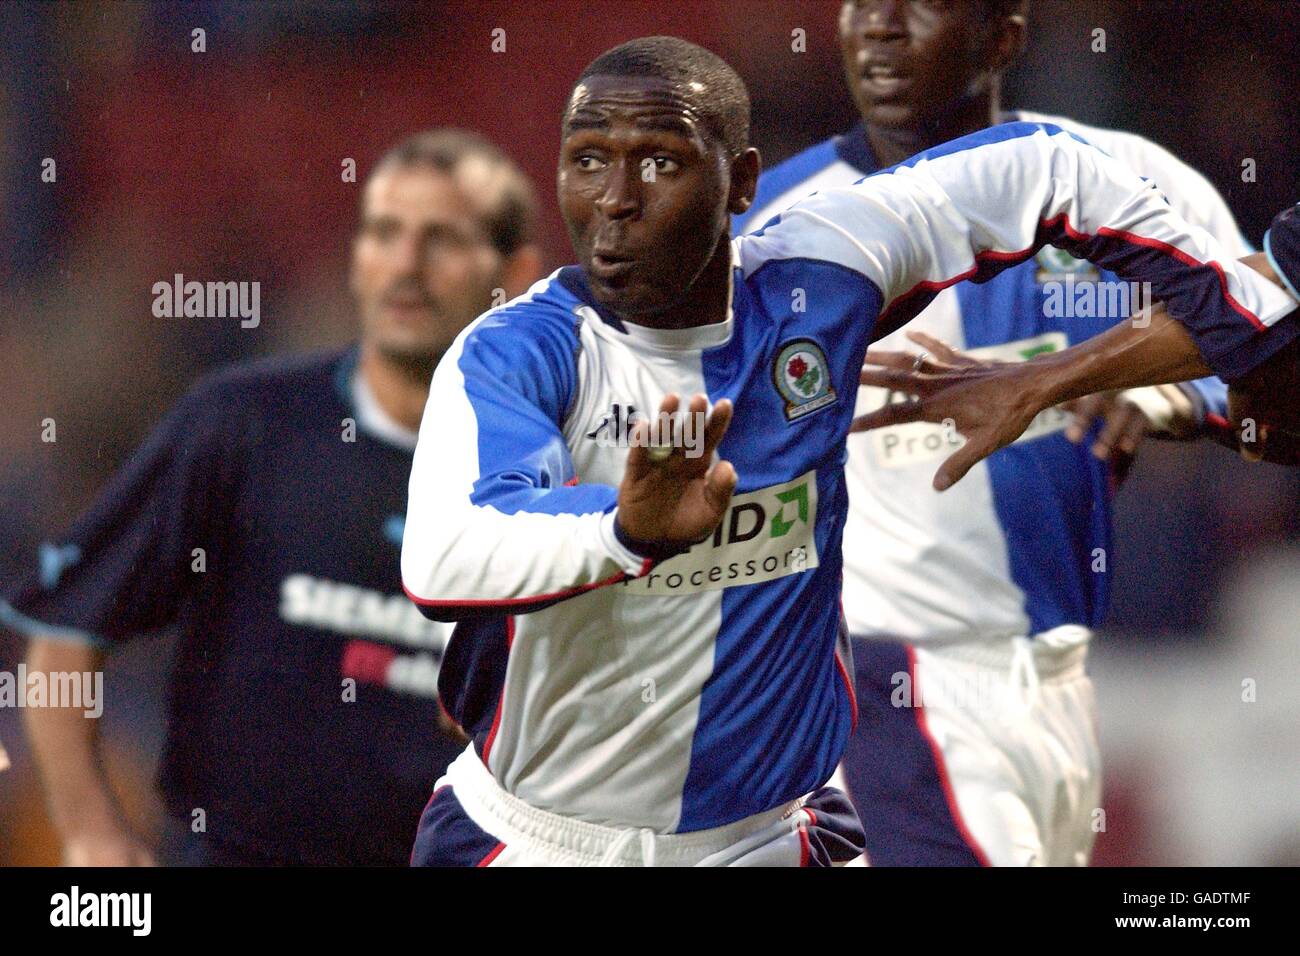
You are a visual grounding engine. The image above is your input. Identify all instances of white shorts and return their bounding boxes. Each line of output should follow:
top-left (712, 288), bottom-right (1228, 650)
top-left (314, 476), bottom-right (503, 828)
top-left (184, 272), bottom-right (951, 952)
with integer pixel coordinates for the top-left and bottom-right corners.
top-left (410, 744), bottom-right (864, 867)
top-left (836, 628), bottom-right (1101, 866)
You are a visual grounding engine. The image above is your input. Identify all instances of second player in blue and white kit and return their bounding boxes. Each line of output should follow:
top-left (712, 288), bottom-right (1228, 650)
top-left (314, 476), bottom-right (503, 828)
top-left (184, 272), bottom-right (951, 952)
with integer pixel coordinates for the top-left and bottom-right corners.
top-left (400, 37), bottom-right (1297, 867)
top-left (735, 1), bottom-right (1257, 866)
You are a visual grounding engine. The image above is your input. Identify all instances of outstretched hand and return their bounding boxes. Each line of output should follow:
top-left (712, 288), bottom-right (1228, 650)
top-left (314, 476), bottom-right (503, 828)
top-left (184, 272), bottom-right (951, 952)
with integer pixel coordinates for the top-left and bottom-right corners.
top-left (851, 331), bottom-right (1049, 491)
top-left (1061, 391), bottom-right (1152, 483)
top-left (617, 392), bottom-right (737, 549)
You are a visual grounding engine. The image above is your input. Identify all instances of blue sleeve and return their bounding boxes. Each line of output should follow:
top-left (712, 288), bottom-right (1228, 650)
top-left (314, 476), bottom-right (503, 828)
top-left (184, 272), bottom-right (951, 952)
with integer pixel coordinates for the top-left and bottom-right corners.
top-left (401, 308), bottom-right (652, 622)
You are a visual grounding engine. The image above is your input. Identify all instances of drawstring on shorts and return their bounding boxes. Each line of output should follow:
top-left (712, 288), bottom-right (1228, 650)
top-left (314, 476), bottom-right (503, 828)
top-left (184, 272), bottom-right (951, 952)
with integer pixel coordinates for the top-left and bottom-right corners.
top-left (1005, 635), bottom-right (1041, 719)
top-left (598, 827), bottom-right (658, 866)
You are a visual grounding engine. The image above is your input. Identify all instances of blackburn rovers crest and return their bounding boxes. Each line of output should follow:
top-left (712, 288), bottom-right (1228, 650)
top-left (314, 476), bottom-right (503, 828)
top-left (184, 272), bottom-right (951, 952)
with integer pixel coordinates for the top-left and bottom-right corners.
top-left (773, 338), bottom-right (836, 422)
top-left (1034, 245), bottom-right (1099, 284)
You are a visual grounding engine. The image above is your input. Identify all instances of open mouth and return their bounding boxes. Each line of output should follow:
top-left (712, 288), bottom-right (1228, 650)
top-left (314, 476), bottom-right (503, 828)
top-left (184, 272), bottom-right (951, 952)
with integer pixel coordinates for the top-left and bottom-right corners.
top-left (858, 53), bottom-right (911, 99)
top-left (862, 66), bottom-right (909, 95)
top-left (591, 252), bottom-right (637, 278)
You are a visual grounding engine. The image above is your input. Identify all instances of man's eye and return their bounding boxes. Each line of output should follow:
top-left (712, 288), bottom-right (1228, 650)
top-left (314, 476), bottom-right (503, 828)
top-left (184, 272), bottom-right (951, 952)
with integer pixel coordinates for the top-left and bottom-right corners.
top-left (575, 155), bottom-right (604, 170)
top-left (652, 156), bottom-right (680, 174)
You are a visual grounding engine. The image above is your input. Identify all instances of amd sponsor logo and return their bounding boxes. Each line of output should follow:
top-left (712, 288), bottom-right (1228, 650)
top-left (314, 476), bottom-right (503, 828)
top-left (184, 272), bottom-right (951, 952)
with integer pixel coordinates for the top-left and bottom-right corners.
top-left (622, 470), bottom-right (818, 595)
top-left (279, 574), bottom-right (446, 650)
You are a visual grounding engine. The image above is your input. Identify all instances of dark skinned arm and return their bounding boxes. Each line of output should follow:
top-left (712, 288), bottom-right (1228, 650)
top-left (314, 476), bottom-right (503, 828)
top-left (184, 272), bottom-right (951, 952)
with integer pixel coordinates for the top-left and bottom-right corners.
top-left (853, 254), bottom-right (1300, 489)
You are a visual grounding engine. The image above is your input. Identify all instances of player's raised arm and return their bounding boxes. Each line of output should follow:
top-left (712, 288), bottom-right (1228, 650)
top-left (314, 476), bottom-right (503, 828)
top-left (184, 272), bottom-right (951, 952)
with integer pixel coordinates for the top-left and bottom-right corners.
top-left (745, 123), bottom-right (1299, 382)
top-left (400, 306), bottom-right (736, 622)
top-left (854, 251), bottom-right (1300, 486)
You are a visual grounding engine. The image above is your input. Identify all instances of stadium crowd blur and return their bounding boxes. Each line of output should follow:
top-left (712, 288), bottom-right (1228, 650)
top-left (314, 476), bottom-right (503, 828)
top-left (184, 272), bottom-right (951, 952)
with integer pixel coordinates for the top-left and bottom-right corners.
top-left (2, 0), bottom-right (1297, 865)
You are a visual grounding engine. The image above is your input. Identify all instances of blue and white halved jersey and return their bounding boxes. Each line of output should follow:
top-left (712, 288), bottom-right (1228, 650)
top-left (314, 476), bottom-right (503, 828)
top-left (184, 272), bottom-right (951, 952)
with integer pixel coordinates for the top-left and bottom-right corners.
top-left (737, 112), bottom-right (1267, 646)
top-left (402, 123), bottom-right (1299, 833)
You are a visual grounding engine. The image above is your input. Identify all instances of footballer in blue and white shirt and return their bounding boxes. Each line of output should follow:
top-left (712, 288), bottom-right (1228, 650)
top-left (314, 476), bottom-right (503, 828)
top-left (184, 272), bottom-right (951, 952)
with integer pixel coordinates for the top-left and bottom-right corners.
top-left (401, 37), bottom-right (1296, 867)
top-left (734, 0), bottom-right (1265, 866)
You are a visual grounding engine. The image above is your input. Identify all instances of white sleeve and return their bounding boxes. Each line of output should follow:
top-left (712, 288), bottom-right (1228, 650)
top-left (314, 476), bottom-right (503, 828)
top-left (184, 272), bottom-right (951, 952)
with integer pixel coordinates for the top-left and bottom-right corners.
top-left (738, 122), bottom-right (1298, 381)
top-left (1015, 111), bottom-right (1255, 257)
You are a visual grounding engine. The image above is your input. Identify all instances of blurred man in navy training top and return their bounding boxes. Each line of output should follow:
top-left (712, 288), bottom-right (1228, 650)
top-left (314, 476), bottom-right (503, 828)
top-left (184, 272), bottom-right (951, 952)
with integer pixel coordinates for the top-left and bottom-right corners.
top-left (1, 129), bottom-right (542, 865)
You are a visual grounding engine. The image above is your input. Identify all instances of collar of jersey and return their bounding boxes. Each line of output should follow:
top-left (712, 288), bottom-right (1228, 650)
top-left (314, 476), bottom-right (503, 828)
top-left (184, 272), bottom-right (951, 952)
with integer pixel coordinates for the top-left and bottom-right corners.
top-left (351, 366), bottom-right (419, 451)
top-left (839, 112), bottom-right (1027, 177)
top-left (838, 116), bottom-right (1032, 175)
top-left (558, 260), bottom-right (734, 352)
top-left (331, 345), bottom-right (418, 453)
top-left (834, 121), bottom-right (880, 176)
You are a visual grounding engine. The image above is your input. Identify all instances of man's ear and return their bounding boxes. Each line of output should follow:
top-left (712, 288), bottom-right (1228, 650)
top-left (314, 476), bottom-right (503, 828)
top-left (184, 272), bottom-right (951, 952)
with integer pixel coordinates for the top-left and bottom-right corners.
top-left (728, 147), bottom-right (762, 216)
top-left (500, 243), bottom-right (545, 299)
top-left (990, 14), bottom-right (1027, 74)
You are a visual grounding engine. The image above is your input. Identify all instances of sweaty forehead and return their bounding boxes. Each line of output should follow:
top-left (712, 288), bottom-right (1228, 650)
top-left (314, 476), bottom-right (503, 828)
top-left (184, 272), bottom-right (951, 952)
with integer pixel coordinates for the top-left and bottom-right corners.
top-left (563, 74), bottom-right (711, 141)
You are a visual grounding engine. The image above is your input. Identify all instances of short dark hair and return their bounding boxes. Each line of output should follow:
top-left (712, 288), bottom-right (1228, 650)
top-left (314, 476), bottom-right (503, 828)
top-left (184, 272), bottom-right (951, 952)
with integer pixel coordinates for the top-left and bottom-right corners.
top-left (572, 36), bottom-right (751, 156)
top-left (368, 128), bottom-right (536, 256)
